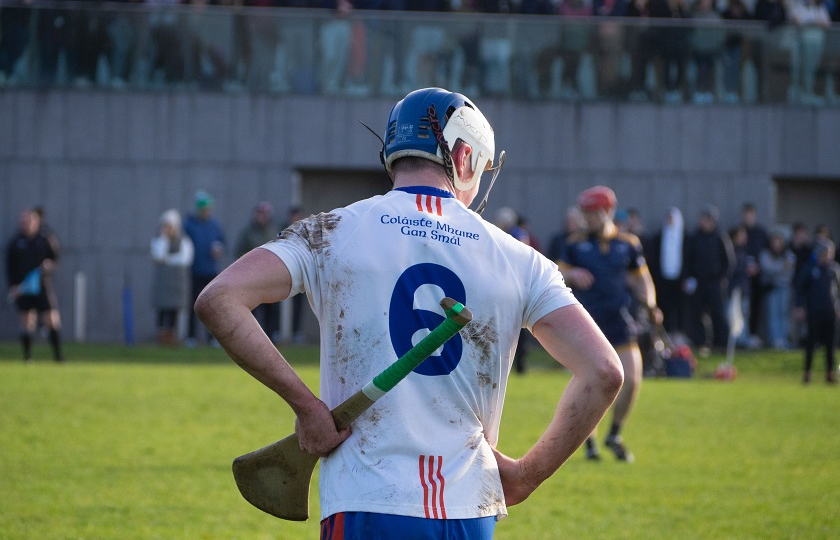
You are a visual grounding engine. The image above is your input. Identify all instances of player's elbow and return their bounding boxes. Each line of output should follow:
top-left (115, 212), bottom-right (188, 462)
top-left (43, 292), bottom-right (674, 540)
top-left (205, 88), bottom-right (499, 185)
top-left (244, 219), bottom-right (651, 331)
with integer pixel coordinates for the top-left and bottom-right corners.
top-left (598, 352), bottom-right (625, 399)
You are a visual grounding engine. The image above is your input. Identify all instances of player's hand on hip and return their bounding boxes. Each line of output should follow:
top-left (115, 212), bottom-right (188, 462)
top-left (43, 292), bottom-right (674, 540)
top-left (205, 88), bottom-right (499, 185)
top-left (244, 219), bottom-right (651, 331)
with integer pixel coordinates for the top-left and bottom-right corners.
top-left (294, 400), bottom-right (352, 458)
top-left (490, 446), bottom-right (538, 506)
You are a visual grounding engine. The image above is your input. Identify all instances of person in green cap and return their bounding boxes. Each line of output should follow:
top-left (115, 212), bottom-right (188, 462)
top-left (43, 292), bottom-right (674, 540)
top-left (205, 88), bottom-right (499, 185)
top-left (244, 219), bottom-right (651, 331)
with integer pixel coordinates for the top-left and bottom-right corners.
top-left (184, 190), bottom-right (226, 347)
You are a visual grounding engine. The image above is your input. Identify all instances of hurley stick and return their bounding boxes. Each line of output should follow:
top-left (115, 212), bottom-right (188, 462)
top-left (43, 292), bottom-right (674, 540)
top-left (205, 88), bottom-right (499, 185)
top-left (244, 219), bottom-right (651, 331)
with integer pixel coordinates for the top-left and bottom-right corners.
top-left (231, 297), bottom-right (473, 521)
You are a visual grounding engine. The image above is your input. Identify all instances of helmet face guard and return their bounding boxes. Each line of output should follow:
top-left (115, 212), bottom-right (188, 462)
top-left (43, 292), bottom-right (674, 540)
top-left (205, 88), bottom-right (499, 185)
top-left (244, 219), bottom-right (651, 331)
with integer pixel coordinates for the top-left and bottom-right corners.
top-left (383, 88), bottom-right (503, 210)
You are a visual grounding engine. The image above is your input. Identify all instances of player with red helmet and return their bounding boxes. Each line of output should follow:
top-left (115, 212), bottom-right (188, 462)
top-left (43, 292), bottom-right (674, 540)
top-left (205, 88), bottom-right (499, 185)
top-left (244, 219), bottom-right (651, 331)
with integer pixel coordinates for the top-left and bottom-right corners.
top-left (557, 186), bottom-right (661, 463)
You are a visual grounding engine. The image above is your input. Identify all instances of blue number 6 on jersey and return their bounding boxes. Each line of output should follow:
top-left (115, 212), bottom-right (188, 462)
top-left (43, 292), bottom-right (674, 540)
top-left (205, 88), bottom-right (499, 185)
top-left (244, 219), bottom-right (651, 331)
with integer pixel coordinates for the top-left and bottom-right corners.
top-left (389, 263), bottom-right (466, 376)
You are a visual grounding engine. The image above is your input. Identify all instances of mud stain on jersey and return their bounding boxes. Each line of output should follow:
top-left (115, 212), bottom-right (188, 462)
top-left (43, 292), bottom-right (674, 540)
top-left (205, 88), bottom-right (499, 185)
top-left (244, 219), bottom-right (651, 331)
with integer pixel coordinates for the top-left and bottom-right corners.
top-left (367, 408), bottom-right (383, 427)
top-left (463, 433), bottom-right (482, 450)
top-left (277, 212), bottom-right (342, 255)
top-left (474, 452), bottom-right (505, 515)
top-left (460, 317), bottom-right (497, 366)
top-left (476, 371), bottom-right (492, 387)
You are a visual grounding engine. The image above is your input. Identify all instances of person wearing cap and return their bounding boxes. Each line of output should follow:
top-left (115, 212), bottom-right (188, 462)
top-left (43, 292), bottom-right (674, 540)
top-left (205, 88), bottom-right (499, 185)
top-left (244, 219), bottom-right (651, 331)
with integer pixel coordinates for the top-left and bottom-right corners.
top-left (793, 239), bottom-right (840, 384)
top-left (150, 209), bottom-right (194, 346)
top-left (235, 201), bottom-right (281, 342)
top-left (184, 190), bottom-right (227, 347)
top-left (195, 87), bottom-right (623, 538)
top-left (683, 205), bottom-right (735, 353)
top-left (557, 185), bottom-right (661, 463)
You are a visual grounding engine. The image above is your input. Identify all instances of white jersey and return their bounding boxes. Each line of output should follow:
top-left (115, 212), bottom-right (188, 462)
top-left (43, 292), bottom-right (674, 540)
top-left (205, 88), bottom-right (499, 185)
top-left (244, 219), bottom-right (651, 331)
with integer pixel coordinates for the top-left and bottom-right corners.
top-left (261, 186), bottom-right (577, 521)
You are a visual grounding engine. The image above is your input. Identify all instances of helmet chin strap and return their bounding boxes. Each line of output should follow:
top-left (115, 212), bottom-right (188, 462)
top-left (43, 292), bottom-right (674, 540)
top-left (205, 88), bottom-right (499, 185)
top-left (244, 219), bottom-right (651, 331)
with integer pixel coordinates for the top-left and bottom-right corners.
top-left (473, 150), bottom-right (506, 215)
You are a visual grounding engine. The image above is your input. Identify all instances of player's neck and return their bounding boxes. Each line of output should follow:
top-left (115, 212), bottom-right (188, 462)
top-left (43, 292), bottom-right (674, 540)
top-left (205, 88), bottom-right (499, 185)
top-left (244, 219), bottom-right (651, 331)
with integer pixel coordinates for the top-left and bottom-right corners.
top-left (393, 171), bottom-right (456, 197)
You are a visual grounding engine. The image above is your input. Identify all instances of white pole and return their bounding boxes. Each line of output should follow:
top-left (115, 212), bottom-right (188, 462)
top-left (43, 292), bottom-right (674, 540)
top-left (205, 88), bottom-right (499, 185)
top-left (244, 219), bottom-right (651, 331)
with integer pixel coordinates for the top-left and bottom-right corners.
top-left (73, 271), bottom-right (87, 342)
top-left (280, 300), bottom-right (292, 344)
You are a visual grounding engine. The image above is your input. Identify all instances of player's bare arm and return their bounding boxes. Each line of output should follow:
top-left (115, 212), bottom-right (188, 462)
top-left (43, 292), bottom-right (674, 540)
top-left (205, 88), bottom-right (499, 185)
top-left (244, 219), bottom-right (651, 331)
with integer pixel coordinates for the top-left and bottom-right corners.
top-left (492, 304), bottom-right (623, 505)
top-left (195, 248), bottom-right (350, 457)
top-left (628, 266), bottom-right (663, 324)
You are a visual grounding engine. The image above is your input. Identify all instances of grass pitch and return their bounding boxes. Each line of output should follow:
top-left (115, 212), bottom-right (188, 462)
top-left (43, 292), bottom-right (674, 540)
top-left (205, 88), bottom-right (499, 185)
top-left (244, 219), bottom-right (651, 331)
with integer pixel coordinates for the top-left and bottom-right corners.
top-left (1, 342), bottom-right (837, 539)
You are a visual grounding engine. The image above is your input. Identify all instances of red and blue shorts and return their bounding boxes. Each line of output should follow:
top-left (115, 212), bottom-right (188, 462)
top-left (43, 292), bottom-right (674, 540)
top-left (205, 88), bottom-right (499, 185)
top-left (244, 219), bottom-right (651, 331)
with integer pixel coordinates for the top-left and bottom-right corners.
top-left (321, 512), bottom-right (496, 540)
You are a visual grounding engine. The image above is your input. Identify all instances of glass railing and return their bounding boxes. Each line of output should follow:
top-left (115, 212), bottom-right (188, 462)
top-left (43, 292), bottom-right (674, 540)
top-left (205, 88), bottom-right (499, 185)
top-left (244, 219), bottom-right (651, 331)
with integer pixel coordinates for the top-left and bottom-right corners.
top-left (1, 1), bottom-right (839, 105)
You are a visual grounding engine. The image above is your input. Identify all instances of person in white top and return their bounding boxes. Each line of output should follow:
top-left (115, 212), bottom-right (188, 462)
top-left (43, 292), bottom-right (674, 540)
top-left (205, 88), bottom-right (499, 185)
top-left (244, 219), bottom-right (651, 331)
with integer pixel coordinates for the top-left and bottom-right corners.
top-left (195, 87), bottom-right (623, 540)
top-left (150, 209), bottom-right (194, 346)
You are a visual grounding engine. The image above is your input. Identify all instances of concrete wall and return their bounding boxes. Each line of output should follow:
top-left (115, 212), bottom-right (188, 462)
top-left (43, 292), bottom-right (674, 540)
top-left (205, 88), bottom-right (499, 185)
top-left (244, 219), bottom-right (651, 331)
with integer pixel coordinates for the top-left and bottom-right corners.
top-left (2, 88), bottom-right (840, 344)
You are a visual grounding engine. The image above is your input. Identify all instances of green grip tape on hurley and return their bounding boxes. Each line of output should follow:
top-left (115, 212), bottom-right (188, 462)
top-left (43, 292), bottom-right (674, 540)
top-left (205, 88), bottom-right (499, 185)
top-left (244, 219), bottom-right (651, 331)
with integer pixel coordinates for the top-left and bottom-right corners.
top-left (370, 302), bottom-right (468, 394)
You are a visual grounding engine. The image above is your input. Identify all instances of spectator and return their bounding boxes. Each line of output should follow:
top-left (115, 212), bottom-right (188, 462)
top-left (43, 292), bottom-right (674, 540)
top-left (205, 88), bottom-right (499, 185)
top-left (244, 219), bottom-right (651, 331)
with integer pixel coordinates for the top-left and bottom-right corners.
top-left (683, 205), bottom-right (735, 352)
top-left (593, 0), bottom-right (633, 98)
top-left (150, 209), bottom-right (194, 346)
top-left (625, 208), bottom-right (645, 238)
top-left (547, 206), bottom-right (584, 262)
top-left (721, 0), bottom-right (753, 103)
top-left (813, 223), bottom-right (840, 262)
top-left (235, 201), bottom-right (281, 342)
top-left (318, 0), bottom-right (353, 95)
top-left (614, 208), bottom-right (630, 232)
top-left (73, 0), bottom-right (110, 87)
top-left (558, 186), bottom-right (661, 463)
top-left (184, 189), bottom-right (226, 347)
top-left (142, 0), bottom-right (187, 86)
top-left (36, 3), bottom-right (74, 85)
top-left (794, 239), bottom-right (840, 384)
top-left (739, 203), bottom-right (769, 343)
top-left (627, 0), bottom-right (691, 102)
top-left (786, 0), bottom-right (832, 104)
top-left (788, 221), bottom-right (813, 346)
top-left (5, 208), bottom-right (65, 362)
top-left (729, 224), bottom-right (761, 348)
top-left (647, 207), bottom-right (687, 336)
top-left (689, 0), bottom-right (726, 104)
top-left (0, 3), bottom-right (32, 85)
top-left (759, 228), bottom-right (796, 349)
top-left (790, 221), bottom-right (814, 278)
top-left (753, 0), bottom-right (788, 100)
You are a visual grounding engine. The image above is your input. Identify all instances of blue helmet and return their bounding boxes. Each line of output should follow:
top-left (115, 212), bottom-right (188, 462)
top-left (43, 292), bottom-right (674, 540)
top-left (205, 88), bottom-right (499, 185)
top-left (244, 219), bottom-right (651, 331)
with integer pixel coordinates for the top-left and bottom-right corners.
top-left (383, 87), bottom-right (496, 192)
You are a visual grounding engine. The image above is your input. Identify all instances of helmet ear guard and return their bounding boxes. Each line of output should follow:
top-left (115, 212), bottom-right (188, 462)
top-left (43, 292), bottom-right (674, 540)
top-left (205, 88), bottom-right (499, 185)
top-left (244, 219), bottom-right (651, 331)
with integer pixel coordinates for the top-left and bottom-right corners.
top-left (441, 105), bottom-right (495, 192)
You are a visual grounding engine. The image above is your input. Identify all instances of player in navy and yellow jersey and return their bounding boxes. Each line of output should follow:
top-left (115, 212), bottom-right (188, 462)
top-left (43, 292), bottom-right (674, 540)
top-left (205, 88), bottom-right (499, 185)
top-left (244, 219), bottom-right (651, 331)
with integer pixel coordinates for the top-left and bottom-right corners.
top-left (557, 186), bottom-right (661, 463)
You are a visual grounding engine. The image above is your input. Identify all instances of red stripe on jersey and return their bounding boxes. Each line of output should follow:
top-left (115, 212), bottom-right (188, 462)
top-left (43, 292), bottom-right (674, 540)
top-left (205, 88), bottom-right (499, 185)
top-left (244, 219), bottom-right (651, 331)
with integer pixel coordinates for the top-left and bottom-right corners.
top-left (419, 455), bottom-right (446, 519)
top-left (427, 455), bottom-right (439, 518)
top-left (415, 195), bottom-right (443, 216)
top-left (419, 455), bottom-right (431, 518)
top-left (435, 455), bottom-right (447, 519)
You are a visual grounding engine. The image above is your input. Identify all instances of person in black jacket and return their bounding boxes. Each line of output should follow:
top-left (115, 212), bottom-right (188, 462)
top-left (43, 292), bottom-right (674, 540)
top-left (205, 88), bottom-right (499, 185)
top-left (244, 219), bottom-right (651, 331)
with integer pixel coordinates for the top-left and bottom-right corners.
top-left (5, 208), bottom-right (65, 362)
top-left (683, 205), bottom-right (735, 351)
top-left (794, 239), bottom-right (840, 384)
